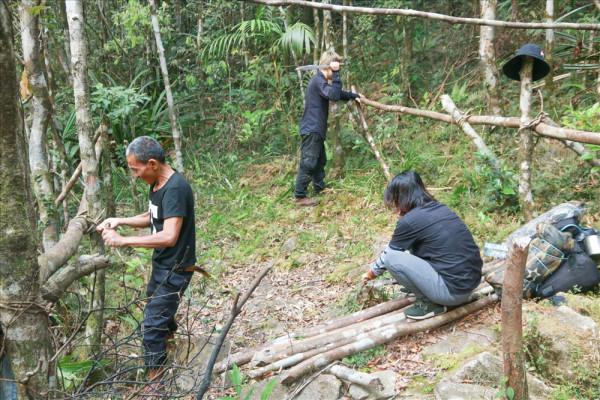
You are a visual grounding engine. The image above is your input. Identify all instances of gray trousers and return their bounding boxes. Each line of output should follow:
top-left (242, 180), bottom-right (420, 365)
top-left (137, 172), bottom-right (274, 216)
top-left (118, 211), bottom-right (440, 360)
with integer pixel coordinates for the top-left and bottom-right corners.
top-left (382, 249), bottom-right (472, 306)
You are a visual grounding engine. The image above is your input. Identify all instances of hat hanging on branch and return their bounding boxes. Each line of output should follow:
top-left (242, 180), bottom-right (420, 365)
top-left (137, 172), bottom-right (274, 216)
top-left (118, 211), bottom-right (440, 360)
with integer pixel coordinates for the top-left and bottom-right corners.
top-left (502, 43), bottom-right (550, 81)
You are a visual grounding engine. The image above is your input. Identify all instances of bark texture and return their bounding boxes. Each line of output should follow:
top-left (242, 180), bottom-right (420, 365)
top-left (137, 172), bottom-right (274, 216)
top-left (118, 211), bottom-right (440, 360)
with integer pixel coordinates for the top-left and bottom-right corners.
top-left (544, 0), bottom-right (555, 94)
top-left (19, 0), bottom-right (58, 252)
top-left (518, 57), bottom-right (535, 220)
top-left (501, 239), bottom-right (530, 400)
top-left (479, 0), bottom-right (502, 115)
top-left (1, 4), bottom-right (52, 397)
top-left (66, 0), bottom-right (102, 224)
top-left (150, 0), bottom-right (185, 173)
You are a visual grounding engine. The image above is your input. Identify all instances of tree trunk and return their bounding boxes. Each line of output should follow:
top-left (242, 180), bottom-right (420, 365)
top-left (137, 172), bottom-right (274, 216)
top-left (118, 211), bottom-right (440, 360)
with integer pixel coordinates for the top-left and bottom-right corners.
top-left (149, 0), bottom-right (185, 173)
top-left (544, 0), bottom-right (554, 96)
top-left (83, 123), bottom-right (109, 356)
top-left (401, 16), bottom-right (413, 102)
top-left (501, 239), bottom-right (530, 400)
top-left (57, 0), bottom-right (72, 80)
top-left (322, 0), bottom-right (332, 51)
top-left (66, 0), bottom-right (102, 223)
top-left (479, 0), bottom-right (502, 115)
top-left (1, 3), bottom-right (53, 397)
top-left (19, 0), bottom-right (58, 252)
top-left (312, 1), bottom-right (320, 63)
top-left (518, 57), bottom-right (535, 220)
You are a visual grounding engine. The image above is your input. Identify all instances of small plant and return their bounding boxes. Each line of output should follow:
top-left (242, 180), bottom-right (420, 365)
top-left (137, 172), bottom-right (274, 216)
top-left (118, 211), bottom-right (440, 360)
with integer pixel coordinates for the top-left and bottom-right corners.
top-left (343, 345), bottom-right (386, 369)
top-left (494, 377), bottom-right (516, 400)
top-left (218, 364), bottom-right (278, 400)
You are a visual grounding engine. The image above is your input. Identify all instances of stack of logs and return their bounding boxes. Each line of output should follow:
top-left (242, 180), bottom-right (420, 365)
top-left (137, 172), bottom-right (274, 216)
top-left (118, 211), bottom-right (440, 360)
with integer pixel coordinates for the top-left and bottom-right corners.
top-left (215, 285), bottom-right (498, 385)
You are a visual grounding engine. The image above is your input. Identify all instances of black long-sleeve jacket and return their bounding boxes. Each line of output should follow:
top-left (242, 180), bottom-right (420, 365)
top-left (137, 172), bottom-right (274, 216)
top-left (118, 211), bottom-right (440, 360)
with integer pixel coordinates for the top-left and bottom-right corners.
top-left (299, 70), bottom-right (357, 138)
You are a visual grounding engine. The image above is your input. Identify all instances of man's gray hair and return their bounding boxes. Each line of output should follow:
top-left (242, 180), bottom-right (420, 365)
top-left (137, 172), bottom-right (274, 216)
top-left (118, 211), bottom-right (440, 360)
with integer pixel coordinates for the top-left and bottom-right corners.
top-left (126, 136), bottom-right (165, 163)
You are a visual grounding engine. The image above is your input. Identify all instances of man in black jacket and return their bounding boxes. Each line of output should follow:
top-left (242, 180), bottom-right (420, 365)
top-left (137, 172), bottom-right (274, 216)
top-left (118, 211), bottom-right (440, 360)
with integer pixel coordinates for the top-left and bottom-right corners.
top-left (294, 50), bottom-right (359, 206)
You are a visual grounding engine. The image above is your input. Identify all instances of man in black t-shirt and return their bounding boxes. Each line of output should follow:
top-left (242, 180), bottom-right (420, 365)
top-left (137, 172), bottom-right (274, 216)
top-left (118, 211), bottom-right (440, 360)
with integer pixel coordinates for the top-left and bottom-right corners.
top-left (97, 136), bottom-right (195, 382)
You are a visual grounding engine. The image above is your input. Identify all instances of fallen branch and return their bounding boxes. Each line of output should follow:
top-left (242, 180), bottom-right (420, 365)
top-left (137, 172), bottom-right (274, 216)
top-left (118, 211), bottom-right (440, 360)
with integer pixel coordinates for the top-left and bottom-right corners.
top-left (196, 264), bottom-right (272, 400)
top-left (280, 294), bottom-right (499, 385)
top-left (214, 296), bottom-right (412, 373)
top-left (244, 0), bottom-right (600, 30)
top-left (441, 94), bottom-right (501, 172)
top-left (41, 253), bottom-right (111, 302)
top-left (360, 97), bottom-right (600, 145)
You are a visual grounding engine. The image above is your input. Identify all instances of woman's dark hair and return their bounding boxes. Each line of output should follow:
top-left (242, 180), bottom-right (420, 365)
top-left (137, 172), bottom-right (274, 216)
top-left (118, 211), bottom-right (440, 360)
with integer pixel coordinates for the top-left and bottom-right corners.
top-left (384, 171), bottom-right (436, 214)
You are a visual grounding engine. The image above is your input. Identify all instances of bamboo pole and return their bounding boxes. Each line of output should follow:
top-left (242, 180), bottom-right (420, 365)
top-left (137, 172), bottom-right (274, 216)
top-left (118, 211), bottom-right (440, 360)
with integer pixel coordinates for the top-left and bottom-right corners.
top-left (244, 0), bottom-right (600, 30)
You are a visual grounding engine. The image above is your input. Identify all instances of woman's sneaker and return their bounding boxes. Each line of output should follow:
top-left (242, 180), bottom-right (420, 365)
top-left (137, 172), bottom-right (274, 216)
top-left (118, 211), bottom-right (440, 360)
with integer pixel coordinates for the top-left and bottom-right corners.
top-left (405, 298), bottom-right (447, 320)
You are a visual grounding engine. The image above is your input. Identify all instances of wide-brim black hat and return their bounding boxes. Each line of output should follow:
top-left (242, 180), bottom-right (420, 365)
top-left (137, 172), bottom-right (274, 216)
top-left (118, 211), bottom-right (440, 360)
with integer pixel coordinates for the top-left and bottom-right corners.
top-left (502, 43), bottom-right (550, 82)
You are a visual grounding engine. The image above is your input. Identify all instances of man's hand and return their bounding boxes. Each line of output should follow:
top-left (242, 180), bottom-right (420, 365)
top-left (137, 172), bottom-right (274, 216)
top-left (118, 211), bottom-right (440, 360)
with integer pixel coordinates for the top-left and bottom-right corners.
top-left (329, 61), bottom-right (340, 71)
top-left (96, 217), bottom-right (122, 232)
top-left (354, 92), bottom-right (363, 103)
top-left (362, 269), bottom-right (377, 284)
top-left (101, 228), bottom-right (127, 247)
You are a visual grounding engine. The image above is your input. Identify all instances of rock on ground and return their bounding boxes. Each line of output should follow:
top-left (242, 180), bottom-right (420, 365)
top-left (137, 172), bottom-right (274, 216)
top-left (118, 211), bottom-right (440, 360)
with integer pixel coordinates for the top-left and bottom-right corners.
top-left (296, 374), bottom-right (342, 400)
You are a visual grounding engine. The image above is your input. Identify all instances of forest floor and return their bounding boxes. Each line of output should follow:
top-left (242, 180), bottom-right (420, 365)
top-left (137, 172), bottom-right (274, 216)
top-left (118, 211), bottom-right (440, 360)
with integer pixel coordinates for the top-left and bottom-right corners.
top-left (176, 155), bottom-right (520, 398)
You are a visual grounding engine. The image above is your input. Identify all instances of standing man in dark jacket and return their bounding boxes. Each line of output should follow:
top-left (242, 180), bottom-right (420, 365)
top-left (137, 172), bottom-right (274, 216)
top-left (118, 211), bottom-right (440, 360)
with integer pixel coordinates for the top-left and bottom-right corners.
top-left (295, 50), bottom-right (359, 206)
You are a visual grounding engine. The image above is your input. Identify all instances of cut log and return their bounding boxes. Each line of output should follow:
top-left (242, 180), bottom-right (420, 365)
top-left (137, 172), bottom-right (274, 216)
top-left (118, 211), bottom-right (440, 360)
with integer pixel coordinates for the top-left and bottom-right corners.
top-left (328, 364), bottom-right (383, 391)
top-left (214, 296), bottom-right (413, 373)
top-left (280, 294), bottom-right (499, 385)
top-left (275, 296), bottom-right (412, 342)
top-left (501, 238), bottom-right (530, 400)
top-left (251, 304), bottom-right (411, 367)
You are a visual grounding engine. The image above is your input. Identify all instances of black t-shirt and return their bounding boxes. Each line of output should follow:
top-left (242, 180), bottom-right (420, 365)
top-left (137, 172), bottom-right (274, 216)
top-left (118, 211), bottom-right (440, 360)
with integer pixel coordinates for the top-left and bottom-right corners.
top-left (389, 201), bottom-right (483, 294)
top-left (149, 172), bottom-right (196, 272)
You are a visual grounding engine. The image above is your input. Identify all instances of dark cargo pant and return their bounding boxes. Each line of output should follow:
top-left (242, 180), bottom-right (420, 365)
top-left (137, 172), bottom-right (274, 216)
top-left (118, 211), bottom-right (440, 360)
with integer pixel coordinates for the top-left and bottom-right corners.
top-left (143, 268), bottom-right (192, 369)
top-left (294, 133), bottom-right (326, 198)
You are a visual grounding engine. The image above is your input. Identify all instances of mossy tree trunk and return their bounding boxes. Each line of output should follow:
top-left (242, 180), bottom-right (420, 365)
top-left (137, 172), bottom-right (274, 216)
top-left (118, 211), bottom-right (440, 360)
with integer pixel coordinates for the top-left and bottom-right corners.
top-left (1, 3), bottom-right (53, 398)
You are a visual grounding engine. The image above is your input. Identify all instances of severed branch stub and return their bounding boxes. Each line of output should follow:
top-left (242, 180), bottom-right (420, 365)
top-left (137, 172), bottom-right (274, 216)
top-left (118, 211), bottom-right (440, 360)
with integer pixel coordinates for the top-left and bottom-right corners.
top-left (196, 264), bottom-right (273, 400)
